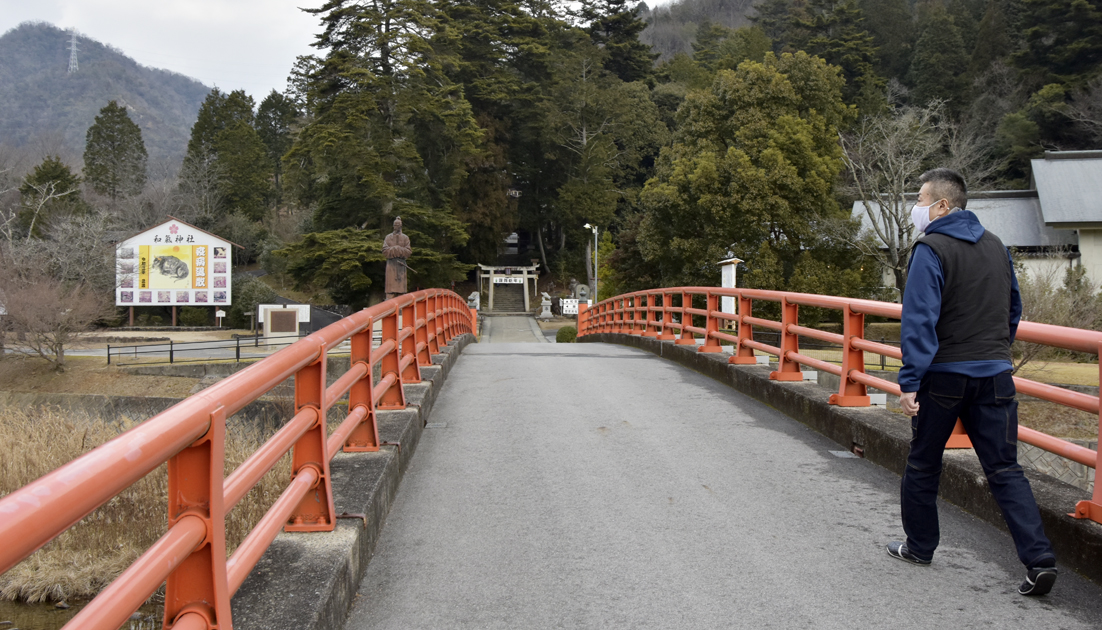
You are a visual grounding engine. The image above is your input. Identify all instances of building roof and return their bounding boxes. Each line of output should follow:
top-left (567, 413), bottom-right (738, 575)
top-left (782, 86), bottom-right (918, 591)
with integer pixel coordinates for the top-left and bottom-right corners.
top-left (115, 216), bottom-right (244, 248)
top-left (1031, 151), bottom-right (1102, 227)
top-left (852, 190), bottom-right (1076, 249)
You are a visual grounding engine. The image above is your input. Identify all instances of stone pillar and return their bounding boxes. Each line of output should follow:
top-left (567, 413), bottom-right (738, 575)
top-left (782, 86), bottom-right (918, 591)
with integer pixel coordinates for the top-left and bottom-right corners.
top-left (488, 268), bottom-right (495, 311)
top-left (719, 257), bottom-right (742, 326)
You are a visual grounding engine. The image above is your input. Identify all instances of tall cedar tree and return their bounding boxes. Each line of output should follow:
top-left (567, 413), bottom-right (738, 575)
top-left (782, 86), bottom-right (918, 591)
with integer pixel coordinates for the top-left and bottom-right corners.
top-left (579, 0), bottom-right (658, 82)
top-left (83, 101), bottom-right (148, 200)
top-left (1012, 0), bottom-right (1102, 87)
top-left (789, 0), bottom-right (884, 111)
top-left (908, 6), bottom-right (970, 113)
top-left (255, 91), bottom-right (300, 206)
top-left (184, 89), bottom-right (272, 222)
top-left (857, 0), bottom-right (914, 79)
top-left (281, 0), bottom-right (479, 297)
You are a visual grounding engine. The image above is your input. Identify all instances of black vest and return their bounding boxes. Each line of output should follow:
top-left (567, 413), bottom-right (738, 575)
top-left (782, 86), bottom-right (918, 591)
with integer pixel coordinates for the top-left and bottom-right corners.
top-left (917, 230), bottom-right (1013, 364)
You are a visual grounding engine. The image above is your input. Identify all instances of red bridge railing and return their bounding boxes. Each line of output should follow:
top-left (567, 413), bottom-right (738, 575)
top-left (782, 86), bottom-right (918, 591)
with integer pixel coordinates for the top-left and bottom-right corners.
top-left (0, 289), bottom-right (476, 630)
top-left (578, 287), bottom-right (1102, 526)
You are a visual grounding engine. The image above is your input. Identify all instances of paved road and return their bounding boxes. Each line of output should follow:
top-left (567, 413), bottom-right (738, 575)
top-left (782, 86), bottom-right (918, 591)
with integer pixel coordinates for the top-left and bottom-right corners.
top-left (344, 343), bottom-right (1102, 629)
top-left (482, 315), bottom-right (546, 343)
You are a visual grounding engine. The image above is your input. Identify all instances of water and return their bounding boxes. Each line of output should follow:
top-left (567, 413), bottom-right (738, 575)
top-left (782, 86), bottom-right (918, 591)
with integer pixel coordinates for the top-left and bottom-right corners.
top-left (0, 601), bottom-right (161, 630)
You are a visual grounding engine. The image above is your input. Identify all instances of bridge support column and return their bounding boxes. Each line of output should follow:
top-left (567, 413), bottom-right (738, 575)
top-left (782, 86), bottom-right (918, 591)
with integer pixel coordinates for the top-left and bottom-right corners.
top-left (400, 299), bottom-right (421, 384)
top-left (379, 308), bottom-right (407, 410)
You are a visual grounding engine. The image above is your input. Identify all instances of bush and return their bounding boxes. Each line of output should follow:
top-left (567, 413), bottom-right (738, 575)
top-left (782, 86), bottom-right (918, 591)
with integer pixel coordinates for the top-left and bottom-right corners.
top-left (556, 326), bottom-right (577, 343)
top-left (178, 306), bottom-right (211, 327)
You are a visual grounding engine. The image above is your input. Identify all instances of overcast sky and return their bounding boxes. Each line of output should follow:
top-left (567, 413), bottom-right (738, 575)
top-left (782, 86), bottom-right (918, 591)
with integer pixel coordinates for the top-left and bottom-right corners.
top-left (0, 1), bottom-right (673, 102)
top-left (0, 0), bottom-right (322, 99)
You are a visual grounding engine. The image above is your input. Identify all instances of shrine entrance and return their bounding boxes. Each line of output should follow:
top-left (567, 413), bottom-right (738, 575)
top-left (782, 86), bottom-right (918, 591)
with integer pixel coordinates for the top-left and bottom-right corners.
top-left (477, 263), bottom-right (540, 312)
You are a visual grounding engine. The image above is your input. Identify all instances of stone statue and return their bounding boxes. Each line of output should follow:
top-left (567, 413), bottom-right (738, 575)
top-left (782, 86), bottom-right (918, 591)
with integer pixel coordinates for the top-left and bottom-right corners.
top-left (382, 217), bottom-right (412, 300)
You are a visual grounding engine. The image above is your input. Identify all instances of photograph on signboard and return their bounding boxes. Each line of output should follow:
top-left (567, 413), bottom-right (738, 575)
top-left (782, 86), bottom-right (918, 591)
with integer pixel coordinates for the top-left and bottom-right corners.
top-left (139, 291), bottom-right (151, 303)
top-left (149, 245), bottom-right (192, 289)
top-left (195, 291), bottom-right (208, 303)
top-left (214, 291), bottom-right (227, 302)
top-left (157, 291), bottom-right (171, 302)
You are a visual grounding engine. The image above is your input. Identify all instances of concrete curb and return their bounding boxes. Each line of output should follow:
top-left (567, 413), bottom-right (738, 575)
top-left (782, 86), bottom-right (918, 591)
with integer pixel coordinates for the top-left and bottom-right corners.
top-left (580, 332), bottom-right (1102, 585)
top-left (230, 333), bottom-right (475, 630)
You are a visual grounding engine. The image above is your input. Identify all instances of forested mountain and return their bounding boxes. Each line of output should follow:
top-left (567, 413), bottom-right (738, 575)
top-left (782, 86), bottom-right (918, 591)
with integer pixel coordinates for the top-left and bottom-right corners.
top-left (0, 22), bottom-right (210, 166)
top-left (640, 0), bottom-right (760, 60)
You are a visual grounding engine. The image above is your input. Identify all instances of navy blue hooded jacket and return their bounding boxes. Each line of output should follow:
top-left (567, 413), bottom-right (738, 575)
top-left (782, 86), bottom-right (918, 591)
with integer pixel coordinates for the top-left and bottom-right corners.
top-left (898, 210), bottom-right (1022, 393)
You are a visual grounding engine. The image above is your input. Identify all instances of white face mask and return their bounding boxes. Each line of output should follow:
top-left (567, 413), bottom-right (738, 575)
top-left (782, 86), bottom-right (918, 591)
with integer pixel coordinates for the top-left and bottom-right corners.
top-left (911, 203), bottom-right (932, 234)
top-left (910, 199), bottom-right (944, 234)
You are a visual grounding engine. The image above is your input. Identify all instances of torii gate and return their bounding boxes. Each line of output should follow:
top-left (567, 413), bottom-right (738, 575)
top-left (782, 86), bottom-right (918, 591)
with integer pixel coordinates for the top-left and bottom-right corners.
top-left (477, 263), bottom-right (540, 312)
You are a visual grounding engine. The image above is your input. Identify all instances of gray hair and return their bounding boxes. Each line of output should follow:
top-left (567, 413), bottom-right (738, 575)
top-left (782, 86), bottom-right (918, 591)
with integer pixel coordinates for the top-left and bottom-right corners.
top-left (919, 168), bottom-right (967, 210)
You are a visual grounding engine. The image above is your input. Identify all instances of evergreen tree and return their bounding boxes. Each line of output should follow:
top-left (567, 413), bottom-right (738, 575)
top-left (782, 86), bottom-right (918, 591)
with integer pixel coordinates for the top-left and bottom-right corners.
top-left (579, 0), bottom-right (657, 82)
top-left (1012, 0), bottom-right (1102, 87)
top-left (82, 101), bottom-right (148, 201)
top-left (908, 6), bottom-right (970, 112)
top-left (637, 52), bottom-right (864, 291)
top-left (857, 0), bottom-right (914, 79)
top-left (18, 157), bottom-right (86, 238)
top-left (281, 0), bottom-right (480, 295)
top-left (691, 19), bottom-right (733, 72)
top-left (970, 0), bottom-right (1013, 75)
top-left (256, 91), bottom-right (300, 206)
top-left (790, 0), bottom-right (885, 110)
top-left (182, 89), bottom-right (272, 223)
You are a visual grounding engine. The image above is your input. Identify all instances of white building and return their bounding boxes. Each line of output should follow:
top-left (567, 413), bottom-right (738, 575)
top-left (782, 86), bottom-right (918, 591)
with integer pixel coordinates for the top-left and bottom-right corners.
top-left (853, 150), bottom-right (1102, 291)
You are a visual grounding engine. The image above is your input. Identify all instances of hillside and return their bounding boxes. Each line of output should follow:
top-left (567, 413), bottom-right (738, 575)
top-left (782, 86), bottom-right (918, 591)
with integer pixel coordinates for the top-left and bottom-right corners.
top-left (640, 0), bottom-right (759, 60)
top-left (0, 22), bottom-right (211, 166)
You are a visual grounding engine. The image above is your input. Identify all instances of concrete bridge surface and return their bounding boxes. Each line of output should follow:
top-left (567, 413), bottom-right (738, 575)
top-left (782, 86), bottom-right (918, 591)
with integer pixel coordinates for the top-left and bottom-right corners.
top-left (342, 319), bottom-right (1102, 629)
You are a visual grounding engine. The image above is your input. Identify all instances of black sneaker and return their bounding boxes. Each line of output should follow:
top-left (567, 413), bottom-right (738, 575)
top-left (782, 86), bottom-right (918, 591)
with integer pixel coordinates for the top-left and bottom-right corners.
top-left (886, 541), bottom-right (931, 565)
top-left (1019, 566), bottom-right (1057, 596)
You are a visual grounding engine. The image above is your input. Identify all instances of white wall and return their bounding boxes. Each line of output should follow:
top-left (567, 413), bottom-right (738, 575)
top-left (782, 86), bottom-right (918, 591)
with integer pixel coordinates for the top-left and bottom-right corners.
top-left (1077, 229), bottom-right (1102, 290)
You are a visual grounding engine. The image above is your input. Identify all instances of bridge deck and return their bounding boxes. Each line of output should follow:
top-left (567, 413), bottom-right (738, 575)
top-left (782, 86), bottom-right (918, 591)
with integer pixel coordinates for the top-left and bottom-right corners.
top-left (344, 339), bottom-right (1102, 629)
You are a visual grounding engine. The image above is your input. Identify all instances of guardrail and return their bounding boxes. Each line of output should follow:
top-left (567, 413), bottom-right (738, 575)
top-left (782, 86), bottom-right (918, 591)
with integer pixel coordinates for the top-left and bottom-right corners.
top-left (0, 289), bottom-right (477, 630)
top-left (107, 332), bottom-right (310, 365)
top-left (577, 287), bottom-right (1102, 526)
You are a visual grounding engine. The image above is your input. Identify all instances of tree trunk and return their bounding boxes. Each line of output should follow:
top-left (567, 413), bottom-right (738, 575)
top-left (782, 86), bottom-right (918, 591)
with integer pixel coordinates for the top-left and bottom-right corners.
top-left (585, 241), bottom-right (594, 289)
top-left (537, 226), bottom-right (550, 272)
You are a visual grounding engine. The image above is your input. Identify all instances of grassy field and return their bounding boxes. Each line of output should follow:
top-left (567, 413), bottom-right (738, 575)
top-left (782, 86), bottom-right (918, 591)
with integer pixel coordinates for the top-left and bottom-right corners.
top-left (0, 407), bottom-right (291, 603)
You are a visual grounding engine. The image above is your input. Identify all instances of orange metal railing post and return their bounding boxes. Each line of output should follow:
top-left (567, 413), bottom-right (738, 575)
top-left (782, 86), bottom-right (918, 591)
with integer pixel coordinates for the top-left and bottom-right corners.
top-left (730, 294), bottom-right (756, 364)
top-left (426, 293), bottom-right (441, 355)
top-left (578, 302), bottom-right (589, 336)
top-left (163, 407), bottom-right (231, 630)
top-left (676, 292), bottom-right (695, 345)
top-left (643, 293), bottom-right (659, 337)
top-left (400, 299), bottom-right (422, 384)
top-left (415, 297), bottom-right (432, 366)
top-left (770, 297), bottom-right (803, 381)
top-left (698, 292), bottom-right (723, 353)
top-left (379, 307), bottom-right (407, 409)
top-left (658, 292), bottom-right (676, 340)
top-left (286, 345), bottom-right (336, 532)
top-left (1070, 340), bottom-right (1102, 523)
top-left (344, 322), bottom-right (380, 452)
top-left (829, 305), bottom-right (871, 406)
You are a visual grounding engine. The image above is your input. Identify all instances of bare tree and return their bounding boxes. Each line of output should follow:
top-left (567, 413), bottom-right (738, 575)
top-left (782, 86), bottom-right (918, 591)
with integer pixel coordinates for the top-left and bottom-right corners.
top-left (0, 267), bottom-right (113, 371)
top-left (840, 99), bottom-right (1000, 297)
top-left (840, 103), bottom-right (947, 296)
top-left (1066, 76), bottom-right (1102, 145)
top-left (1014, 258), bottom-right (1102, 373)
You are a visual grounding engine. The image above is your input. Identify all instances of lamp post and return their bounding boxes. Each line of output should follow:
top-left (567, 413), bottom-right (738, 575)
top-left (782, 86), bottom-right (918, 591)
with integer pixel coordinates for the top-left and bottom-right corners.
top-left (584, 223), bottom-right (598, 303)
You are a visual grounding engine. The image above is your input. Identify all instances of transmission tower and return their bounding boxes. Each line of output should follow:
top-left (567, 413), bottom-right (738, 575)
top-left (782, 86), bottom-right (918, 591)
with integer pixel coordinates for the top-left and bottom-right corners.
top-left (67, 30), bottom-right (79, 73)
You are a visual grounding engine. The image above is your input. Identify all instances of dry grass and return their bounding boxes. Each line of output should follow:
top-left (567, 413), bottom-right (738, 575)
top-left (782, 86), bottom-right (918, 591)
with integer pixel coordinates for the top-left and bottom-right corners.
top-left (0, 356), bottom-right (198, 397)
top-left (0, 407), bottom-right (292, 603)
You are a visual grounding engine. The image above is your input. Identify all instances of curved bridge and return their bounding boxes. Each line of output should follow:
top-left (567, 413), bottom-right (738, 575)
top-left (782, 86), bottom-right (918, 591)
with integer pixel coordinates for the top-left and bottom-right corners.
top-left (3, 288), bottom-right (1102, 629)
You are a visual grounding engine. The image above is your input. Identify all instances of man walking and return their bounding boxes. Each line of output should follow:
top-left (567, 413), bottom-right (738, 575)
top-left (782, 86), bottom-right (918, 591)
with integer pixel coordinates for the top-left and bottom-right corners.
top-left (886, 168), bottom-right (1058, 596)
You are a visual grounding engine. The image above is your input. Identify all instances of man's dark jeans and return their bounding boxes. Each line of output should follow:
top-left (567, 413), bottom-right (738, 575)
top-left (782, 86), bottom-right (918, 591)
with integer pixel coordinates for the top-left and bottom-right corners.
top-left (901, 371), bottom-right (1055, 569)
